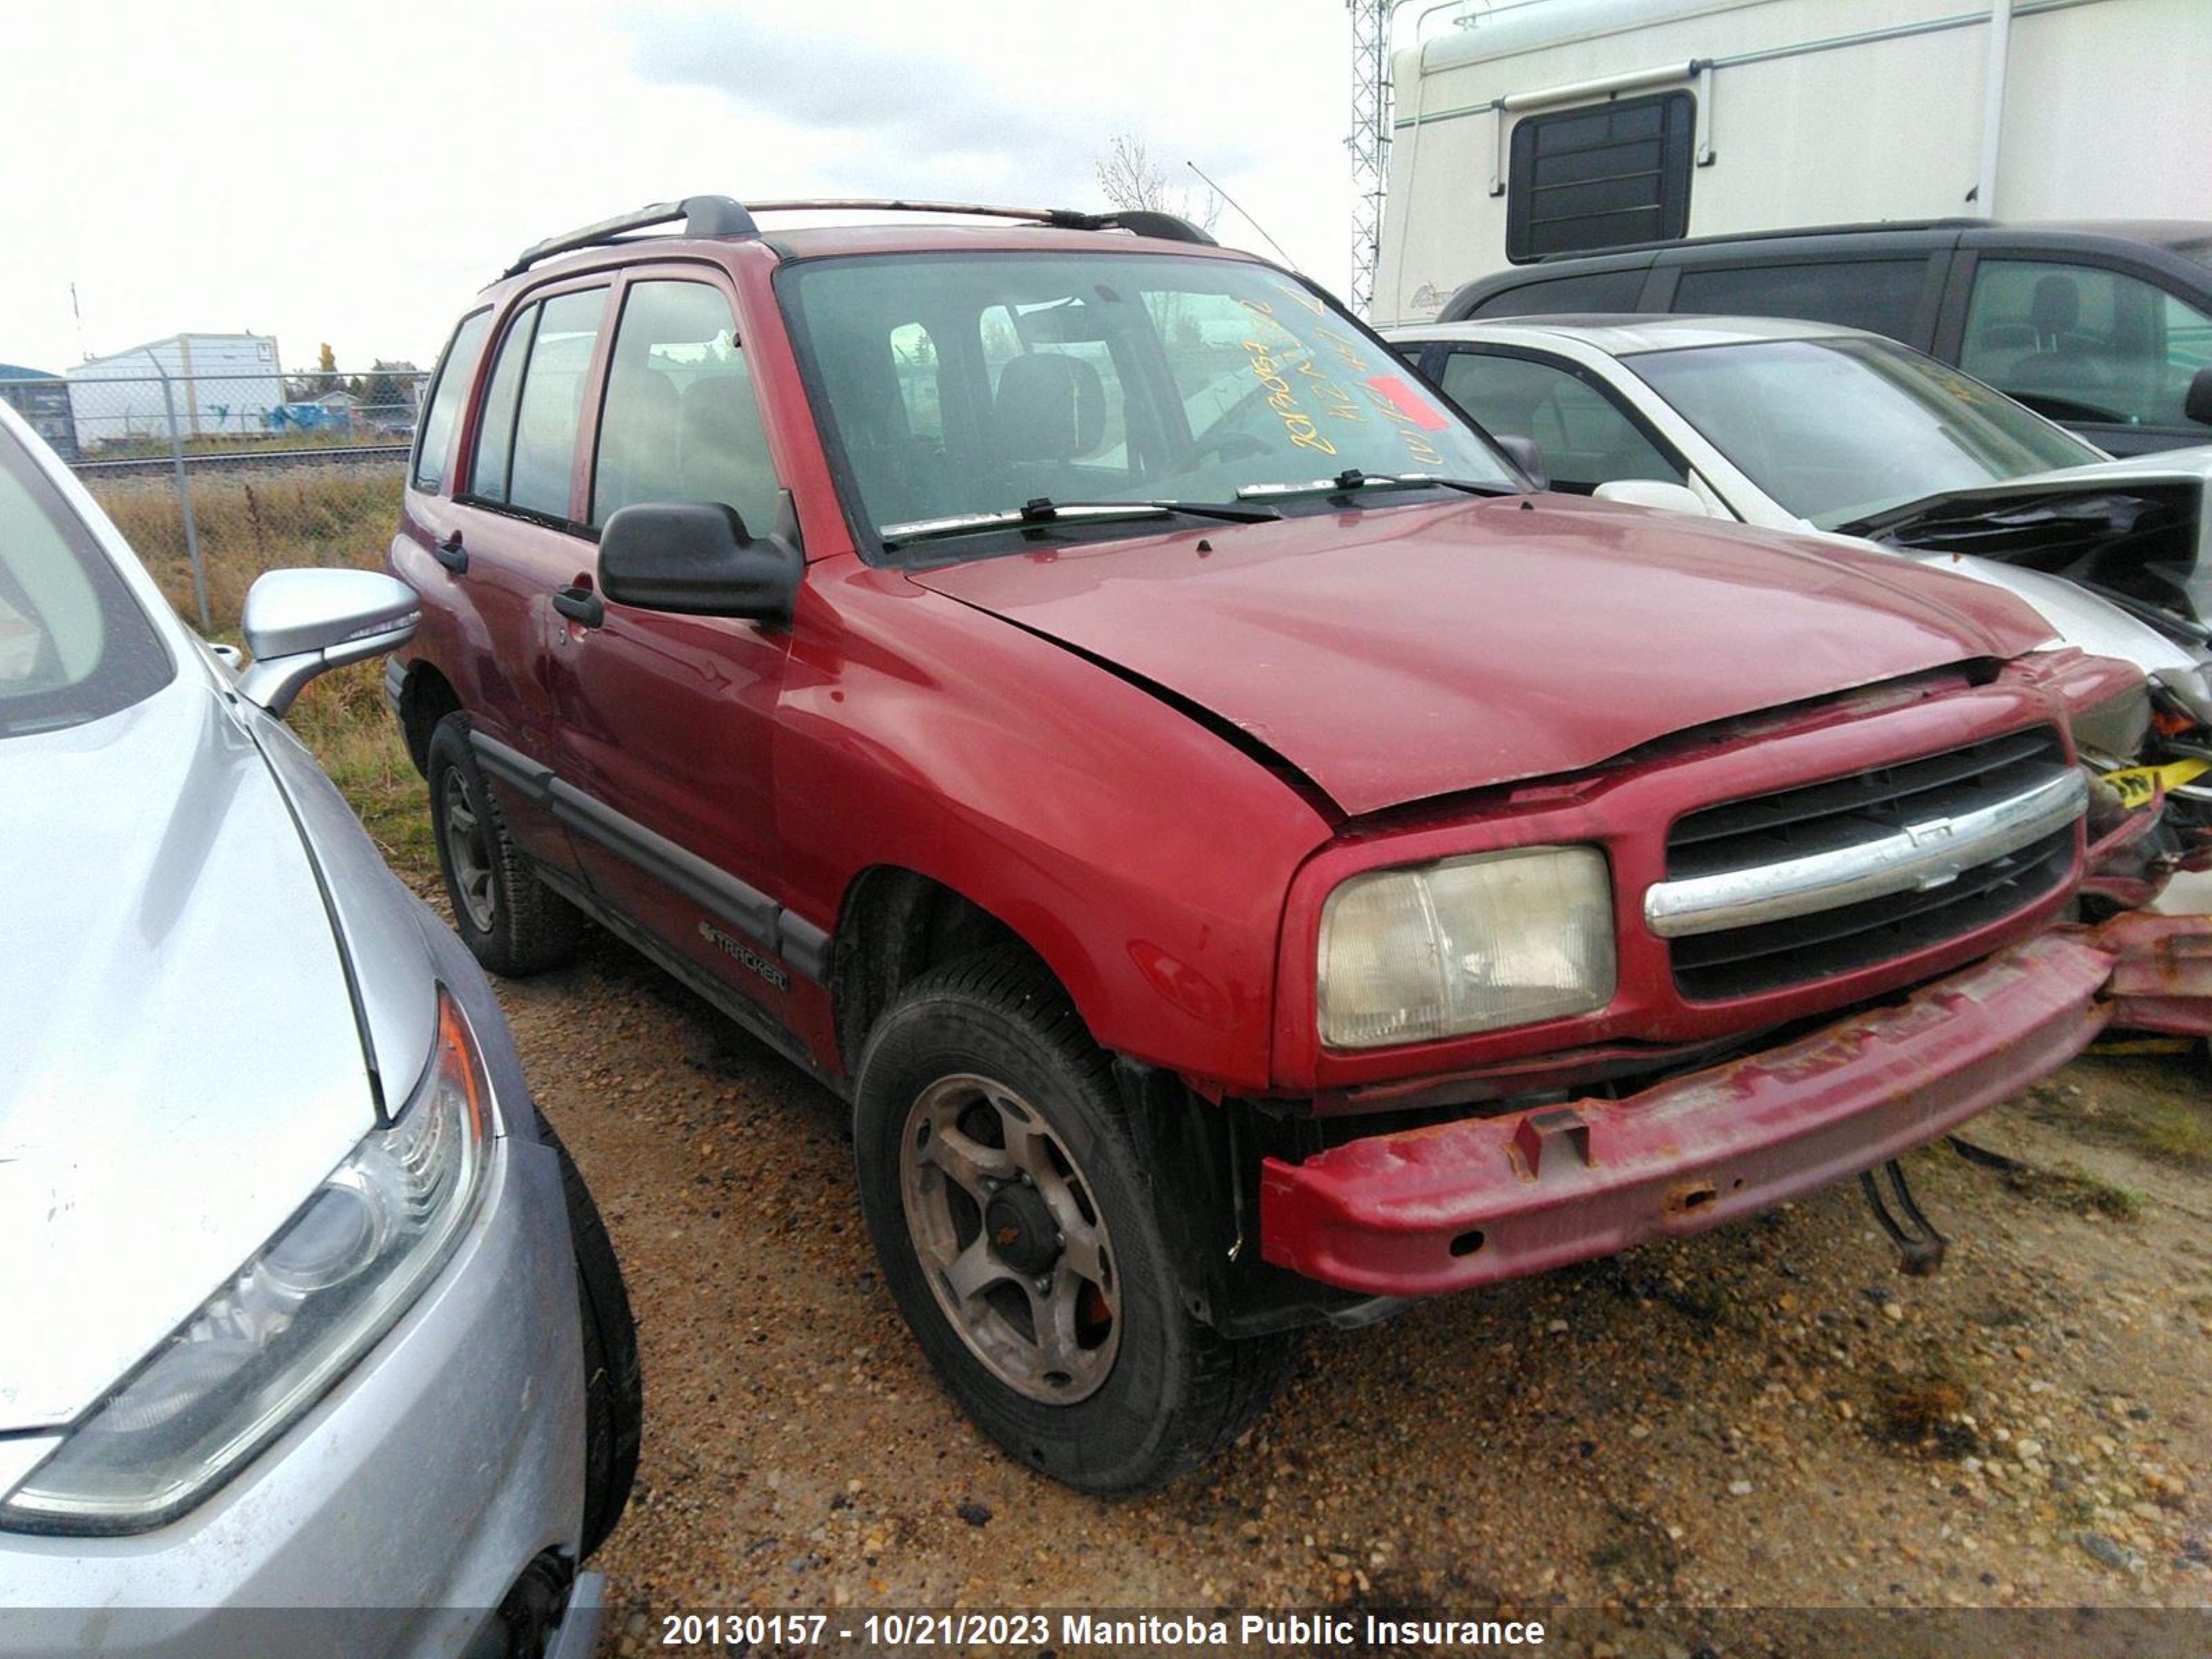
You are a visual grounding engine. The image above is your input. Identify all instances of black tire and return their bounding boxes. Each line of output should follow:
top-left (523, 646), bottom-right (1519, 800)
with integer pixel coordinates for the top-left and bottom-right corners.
top-left (853, 948), bottom-right (1295, 1494)
top-left (538, 1116), bottom-right (642, 1560)
top-left (426, 713), bottom-right (582, 976)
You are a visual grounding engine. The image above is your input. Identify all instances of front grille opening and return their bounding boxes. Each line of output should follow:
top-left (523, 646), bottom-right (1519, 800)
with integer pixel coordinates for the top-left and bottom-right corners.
top-left (1666, 727), bottom-right (2074, 1001)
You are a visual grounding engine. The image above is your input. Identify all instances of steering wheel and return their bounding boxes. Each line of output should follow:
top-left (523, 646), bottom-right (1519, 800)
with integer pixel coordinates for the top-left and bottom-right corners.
top-left (1162, 429), bottom-right (1269, 480)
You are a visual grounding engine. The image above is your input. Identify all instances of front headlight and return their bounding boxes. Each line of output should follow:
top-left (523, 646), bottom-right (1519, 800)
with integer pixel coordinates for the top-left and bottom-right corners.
top-left (2153, 664), bottom-right (2212, 729)
top-left (0, 990), bottom-right (491, 1535)
top-left (1317, 845), bottom-right (1616, 1049)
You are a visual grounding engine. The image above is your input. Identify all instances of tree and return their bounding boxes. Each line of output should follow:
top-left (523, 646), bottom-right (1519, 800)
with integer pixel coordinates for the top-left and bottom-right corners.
top-left (317, 342), bottom-right (337, 375)
top-left (1093, 133), bottom-right (1221, 232)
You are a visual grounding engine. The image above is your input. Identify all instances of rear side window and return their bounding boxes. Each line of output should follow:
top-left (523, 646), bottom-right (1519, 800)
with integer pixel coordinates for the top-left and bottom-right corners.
top-left (469, 307), bottom-right (536, 504)
top-left (1469, 269), bottom-right (1647, 319)
top-left (507, 290), bottom-right (609, 518)
top-left (1672, 259), bottom-right (1925, 341)
top-left (1433, 350), bottom-right (1684, 493)
top-left (1960, 259), bottom-right (2212, 432)
top-left (593, 280), bottom-right (782, 533)
top-left (1506, 93), bottom-right (1694, 263)
top-left (411, 310), bottom-right (491, 492)
top-left (0, 436), bottom-right (171, 737)
top-left (469, 289), bottom-right (608, 518)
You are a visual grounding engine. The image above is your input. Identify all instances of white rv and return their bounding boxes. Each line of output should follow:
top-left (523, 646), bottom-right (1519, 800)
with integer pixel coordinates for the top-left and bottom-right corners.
top-left (1374, 0), bottom-right (2212, 326)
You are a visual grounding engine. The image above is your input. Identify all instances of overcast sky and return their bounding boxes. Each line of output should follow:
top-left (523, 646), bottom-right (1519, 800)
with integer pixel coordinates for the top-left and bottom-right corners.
top-left (1, 1), bottom-right (1361, 377)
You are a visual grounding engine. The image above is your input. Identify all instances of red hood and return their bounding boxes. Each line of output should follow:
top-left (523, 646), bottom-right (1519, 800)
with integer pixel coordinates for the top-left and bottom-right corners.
top-left (908, 495), bottom-right (2052, 817)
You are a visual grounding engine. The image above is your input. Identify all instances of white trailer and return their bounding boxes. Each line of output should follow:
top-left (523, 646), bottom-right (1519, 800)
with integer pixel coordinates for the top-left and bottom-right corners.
top-left (66, 333), bottom-right (284, 449)
top-left (1374, 0), bottom-right (2212, 325)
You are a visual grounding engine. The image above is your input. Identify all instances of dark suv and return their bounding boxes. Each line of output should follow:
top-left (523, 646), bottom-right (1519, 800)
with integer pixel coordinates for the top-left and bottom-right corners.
top-left (387, 195), bottom-right (2212, 1492)
top-left (1442, 219), bottom-right (2212, 456)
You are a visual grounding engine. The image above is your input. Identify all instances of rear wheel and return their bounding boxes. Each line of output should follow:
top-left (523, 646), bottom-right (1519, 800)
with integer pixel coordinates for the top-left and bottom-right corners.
top-left (538, 1117), bottom-right (641, 1560)
top-left (854, 948), bottom-right (1294, 1493)
top-left (427, 713), bottom-right (581, 976)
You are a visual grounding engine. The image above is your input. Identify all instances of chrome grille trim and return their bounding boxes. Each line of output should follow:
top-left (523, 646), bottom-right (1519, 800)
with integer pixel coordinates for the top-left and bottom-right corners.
top-left (1645, 767), bottom-right (2087, 941)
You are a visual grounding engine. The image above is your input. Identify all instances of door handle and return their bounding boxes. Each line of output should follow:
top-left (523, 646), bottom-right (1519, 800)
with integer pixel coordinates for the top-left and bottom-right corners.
top-left (552, 585), bottom-right (604, 628)
top-left (432, 531), bottom-right (467, 574)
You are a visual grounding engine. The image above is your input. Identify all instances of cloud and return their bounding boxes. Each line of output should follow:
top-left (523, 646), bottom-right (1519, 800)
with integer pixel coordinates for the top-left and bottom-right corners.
top-left (621, 2), bottom-right (1256, 207)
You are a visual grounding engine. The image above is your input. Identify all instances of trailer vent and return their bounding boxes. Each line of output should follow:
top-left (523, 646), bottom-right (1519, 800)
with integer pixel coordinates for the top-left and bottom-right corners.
top-left (1506, 91), bottom-right (1695, 263)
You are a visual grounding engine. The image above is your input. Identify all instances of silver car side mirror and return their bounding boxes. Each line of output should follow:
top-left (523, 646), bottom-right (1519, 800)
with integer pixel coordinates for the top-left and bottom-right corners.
top-left (237, 569), bottom-right (420, 718)
top-left (1593, 479), bottom-right (1714, 518)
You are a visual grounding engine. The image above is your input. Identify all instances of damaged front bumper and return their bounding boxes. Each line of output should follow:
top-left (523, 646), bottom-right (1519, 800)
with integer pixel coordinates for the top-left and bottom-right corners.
top-left (1258, 912), bottom-right (2212, 1297)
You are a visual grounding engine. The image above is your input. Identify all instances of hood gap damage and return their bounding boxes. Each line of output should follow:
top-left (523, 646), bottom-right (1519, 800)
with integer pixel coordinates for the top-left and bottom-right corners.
top-left (950, 597), bottom-right (1343, 819)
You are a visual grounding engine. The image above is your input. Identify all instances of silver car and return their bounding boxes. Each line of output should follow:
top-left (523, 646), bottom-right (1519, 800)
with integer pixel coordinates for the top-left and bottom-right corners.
top-left (0, 404), bottom-right (637, 1658)
top-left (1385, 314), bottom-right (2212, 727)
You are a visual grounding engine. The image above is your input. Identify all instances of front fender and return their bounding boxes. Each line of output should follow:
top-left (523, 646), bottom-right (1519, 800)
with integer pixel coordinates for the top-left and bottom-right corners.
top-left (776, 560), bottom-right (1333, 1094)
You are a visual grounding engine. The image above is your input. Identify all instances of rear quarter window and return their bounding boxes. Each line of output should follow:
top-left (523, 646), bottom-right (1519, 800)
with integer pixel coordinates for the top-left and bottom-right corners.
top-left (411, 310), bottom-right (491, 493)
top-left (1671, 259), bottom-right (1927, 341)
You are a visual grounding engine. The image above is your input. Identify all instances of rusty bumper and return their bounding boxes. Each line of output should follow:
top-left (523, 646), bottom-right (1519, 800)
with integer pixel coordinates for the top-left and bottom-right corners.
top-left (1258, 913), bottom-right (2212, 1297)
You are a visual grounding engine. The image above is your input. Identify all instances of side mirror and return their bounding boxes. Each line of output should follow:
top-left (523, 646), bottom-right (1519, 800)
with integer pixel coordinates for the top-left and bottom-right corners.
top-left (1593, 479), bottom-right (1714, 518)
top-left (2186, 365), bottom-right (2212, 427)
top-left (1492, 433), bottom-right (1548, 491)
top-left (237, 568), bottom-right (419, 718)
top-left (598, 494), bottom-right (805, 624)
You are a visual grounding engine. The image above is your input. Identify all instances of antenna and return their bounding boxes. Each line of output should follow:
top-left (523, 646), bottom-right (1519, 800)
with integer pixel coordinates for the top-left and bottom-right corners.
top-left (1346, 0), bottom-right (1394, 315)
top-left (1184, 162), bottom-right (1300, 272)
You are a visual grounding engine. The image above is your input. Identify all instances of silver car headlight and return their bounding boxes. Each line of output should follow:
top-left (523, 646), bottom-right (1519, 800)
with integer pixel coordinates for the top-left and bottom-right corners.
top-left (1317, 845), bottom-right (1616, 1049)
top-left (0, 990), bottom-right (491, 1535)
top-left (2153, 664), bottom-right (2212, 728)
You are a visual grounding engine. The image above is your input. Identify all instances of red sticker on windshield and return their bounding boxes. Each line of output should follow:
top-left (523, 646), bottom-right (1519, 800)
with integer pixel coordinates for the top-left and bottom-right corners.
top-left (1365, 375), bottom-right (1450, 431)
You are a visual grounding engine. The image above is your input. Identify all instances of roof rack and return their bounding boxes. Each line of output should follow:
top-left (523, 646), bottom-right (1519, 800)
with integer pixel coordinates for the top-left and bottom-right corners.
top-left (503, 195), bottom-right (1216, 276)
top-left (1532, 216), bottom-right (1988, 263)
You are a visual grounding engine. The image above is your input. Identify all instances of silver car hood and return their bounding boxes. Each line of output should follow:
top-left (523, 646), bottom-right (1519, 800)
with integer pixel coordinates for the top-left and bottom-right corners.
top-left (0, 677), bottom-right (376, 1430)
top-left (1836, 463), bottom-right (2209, 631)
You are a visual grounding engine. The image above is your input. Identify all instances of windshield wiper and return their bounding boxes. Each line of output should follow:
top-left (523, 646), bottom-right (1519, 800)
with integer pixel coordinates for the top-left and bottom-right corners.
top-left (881, 496), bottom-right (1280, 550)
top-left (1235, 469), bottom-right (1515, 503)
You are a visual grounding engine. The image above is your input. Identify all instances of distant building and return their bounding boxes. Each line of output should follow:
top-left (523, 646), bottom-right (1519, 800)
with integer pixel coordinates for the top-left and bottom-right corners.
top-left (66, 333), bottom-right (283, 449)
top-left (0, 364), bottom-right (76, 460)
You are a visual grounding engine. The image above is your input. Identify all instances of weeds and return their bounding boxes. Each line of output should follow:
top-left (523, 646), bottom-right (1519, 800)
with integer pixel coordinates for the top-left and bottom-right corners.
top-left (1872, 1358), bottom-right (1978, 1455)
top-left (2002, 1165), bottom-right (2146, 1221)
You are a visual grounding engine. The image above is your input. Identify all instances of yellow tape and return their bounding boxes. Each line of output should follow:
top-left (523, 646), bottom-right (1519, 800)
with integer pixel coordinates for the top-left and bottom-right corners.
top-left (2101, 756), bottom-right (2212, 809)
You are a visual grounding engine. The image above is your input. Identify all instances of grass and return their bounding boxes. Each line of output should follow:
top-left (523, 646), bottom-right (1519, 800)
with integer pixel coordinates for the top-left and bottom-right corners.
top-left (2003, 1165), bottom-right (2147, 1221)
top-left (86, 463), bottom-right (439, 888)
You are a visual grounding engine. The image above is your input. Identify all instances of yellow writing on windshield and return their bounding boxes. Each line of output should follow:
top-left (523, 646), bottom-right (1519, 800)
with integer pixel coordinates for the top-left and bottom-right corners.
top-left (1242, 338), bottom-right (1339, 454)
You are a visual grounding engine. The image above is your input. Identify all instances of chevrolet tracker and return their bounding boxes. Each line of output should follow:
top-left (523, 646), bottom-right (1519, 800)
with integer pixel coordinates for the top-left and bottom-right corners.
top-left (385, 195), bottom-right (2212, 1492)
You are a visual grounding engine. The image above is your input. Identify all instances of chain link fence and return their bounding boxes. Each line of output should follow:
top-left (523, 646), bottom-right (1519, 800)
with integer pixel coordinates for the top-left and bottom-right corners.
top-left (1, 368), bottom-right (429, 631)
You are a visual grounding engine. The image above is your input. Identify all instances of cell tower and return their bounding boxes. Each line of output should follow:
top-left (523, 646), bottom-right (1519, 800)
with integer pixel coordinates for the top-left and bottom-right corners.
top-left (1346, 0), bottom-right (1394, 316)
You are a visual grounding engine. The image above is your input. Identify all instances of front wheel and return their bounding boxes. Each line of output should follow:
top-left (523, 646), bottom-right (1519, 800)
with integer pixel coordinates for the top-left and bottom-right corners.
top-left (853, 949), bottom-right (1294, 1493)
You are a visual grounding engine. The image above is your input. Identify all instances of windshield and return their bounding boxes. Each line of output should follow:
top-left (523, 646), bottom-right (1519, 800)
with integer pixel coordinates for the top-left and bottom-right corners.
top-left (1624, 336), bottom-right (2102, 528)
top-left (0, 431), bottom-right (173, 738)
top-left (779, 251), bottom-right (1517, 555)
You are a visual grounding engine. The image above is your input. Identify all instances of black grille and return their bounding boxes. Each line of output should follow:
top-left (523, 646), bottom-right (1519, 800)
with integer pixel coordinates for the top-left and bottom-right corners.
top-left (1665, 728), bottom-right (2077, 1002)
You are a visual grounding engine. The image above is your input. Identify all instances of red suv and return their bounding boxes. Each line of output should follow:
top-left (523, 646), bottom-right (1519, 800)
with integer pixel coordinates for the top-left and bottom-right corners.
top-left (386, 196), bottom-right (2212, 1491)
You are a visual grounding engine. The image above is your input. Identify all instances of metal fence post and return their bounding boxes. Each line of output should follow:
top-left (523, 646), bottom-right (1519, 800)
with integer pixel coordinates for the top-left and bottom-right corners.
top-left (153, 362), bottom-right (211, 630)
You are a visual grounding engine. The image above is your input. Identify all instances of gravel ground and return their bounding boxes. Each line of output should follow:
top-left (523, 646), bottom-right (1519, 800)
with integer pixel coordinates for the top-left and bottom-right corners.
top-left (473, 923), bottom-right (2209, 1653)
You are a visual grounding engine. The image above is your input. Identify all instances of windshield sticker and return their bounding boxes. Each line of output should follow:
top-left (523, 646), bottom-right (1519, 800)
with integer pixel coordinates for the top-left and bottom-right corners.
top-left (1364, 375), bottom-right (1450, 432)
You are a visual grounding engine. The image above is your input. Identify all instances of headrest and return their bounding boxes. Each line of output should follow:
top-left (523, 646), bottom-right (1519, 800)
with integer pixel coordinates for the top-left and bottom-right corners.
top-left (2030, 275), bottom-right (2080, 337)
top-left (995, 352), bottom-right (1105, 462)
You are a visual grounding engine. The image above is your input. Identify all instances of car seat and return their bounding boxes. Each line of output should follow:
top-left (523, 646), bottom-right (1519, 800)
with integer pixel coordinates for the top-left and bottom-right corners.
top-left (993, 353), bottom-right (1105, 464)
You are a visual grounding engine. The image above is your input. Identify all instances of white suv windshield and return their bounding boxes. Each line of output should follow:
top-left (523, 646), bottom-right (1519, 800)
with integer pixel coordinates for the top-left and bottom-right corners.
top-left (780, 251), bottom-right (1517, 555)
top-left (0, 433), bottom-right (171, 738)
top-left (1625, 336), bottom-right (2101, 529)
